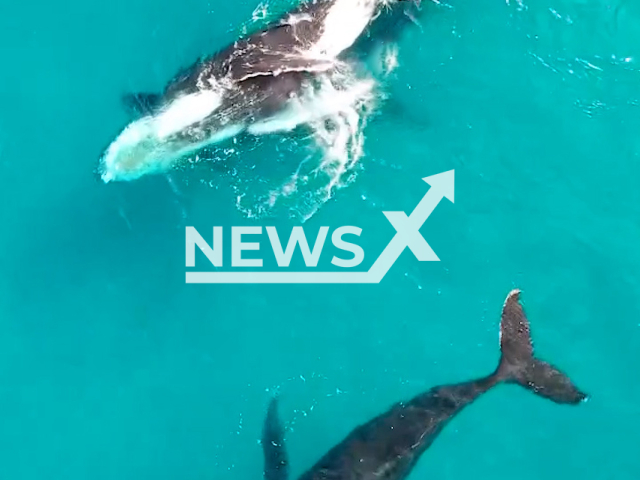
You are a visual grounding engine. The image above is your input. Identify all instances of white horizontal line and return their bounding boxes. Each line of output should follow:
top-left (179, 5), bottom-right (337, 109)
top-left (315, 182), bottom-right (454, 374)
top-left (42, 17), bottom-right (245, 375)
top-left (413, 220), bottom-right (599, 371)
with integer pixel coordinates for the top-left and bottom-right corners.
top-left (186, 271), bottom-right (376, 284)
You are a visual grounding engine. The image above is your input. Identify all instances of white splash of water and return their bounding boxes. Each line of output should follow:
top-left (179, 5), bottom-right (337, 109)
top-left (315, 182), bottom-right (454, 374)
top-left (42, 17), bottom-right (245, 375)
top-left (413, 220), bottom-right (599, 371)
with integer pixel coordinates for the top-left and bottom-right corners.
top-left (248, 72), bottom-right (376, 136)
top-left (240, 67), bottom-right (379, 222)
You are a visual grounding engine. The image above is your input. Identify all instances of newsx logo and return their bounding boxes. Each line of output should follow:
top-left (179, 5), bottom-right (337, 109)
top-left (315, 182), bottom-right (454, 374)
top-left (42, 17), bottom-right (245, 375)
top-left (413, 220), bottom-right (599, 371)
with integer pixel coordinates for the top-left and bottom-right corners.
top-left (185, 170), bottom-right (455, 284)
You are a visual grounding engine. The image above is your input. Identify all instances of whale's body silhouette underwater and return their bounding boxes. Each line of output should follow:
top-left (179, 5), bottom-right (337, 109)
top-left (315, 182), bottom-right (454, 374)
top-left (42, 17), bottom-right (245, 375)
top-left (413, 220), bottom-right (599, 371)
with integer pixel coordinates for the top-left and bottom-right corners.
top-left (262, 290), bottom-right (587, 480)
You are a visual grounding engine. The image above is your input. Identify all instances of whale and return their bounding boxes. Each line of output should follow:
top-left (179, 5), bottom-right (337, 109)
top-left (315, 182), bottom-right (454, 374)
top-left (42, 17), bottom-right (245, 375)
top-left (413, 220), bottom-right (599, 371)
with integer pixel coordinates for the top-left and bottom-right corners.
top-left (261, 289), bottom-right (587, 480)
top-left (99, 0), bottom-right (421, 183)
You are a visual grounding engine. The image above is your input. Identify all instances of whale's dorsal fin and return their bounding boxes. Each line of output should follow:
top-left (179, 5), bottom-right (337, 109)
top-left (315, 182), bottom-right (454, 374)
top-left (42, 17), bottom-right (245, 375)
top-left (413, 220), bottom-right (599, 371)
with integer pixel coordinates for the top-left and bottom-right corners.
top-left (262, 397), bottom-right (289, 480)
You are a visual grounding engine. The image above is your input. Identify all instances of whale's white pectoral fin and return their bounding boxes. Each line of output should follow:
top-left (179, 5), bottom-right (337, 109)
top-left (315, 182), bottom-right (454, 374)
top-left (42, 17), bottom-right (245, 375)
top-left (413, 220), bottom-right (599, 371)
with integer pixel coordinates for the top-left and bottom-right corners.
top-left (155, 90), bottom-right (224, 139)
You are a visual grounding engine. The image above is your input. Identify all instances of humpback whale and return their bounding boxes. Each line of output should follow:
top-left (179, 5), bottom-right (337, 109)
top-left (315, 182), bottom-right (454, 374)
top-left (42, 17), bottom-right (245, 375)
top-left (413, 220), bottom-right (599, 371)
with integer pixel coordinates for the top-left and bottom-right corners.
top-left (262, 290), bottom-right (587, 480)
top-left (100, 0), bottom-right (422, 183)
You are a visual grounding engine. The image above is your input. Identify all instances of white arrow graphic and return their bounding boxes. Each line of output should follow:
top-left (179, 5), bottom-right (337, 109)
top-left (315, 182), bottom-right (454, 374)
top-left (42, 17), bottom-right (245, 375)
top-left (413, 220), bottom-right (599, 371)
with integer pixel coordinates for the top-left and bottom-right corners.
top-left (186, 170), bottom-right (455, 284)
top-left (366, 169), bottom-right (455, 282)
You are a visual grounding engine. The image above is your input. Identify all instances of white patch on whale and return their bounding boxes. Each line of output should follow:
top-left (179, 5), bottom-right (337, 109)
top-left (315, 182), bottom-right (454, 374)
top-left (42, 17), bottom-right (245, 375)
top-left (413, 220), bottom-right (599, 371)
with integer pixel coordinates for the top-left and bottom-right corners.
top-left (101, 89), bottom-right (230, 183)
top-left (156, 90), bottom-right (223, 138)
top-left (307, 0), bottom-right (381, 58)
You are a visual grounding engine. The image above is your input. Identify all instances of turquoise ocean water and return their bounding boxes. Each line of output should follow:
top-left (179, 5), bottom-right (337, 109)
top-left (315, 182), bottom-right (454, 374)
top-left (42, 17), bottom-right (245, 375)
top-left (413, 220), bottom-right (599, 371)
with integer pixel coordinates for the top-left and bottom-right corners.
top-left (1, 0), bottom-right (639, 478)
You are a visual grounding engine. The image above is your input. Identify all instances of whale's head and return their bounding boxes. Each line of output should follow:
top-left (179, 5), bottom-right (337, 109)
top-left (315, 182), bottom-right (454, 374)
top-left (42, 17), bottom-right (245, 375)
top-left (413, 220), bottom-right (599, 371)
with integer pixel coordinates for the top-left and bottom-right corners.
top-left (100, 90), bottom-right (230, 183)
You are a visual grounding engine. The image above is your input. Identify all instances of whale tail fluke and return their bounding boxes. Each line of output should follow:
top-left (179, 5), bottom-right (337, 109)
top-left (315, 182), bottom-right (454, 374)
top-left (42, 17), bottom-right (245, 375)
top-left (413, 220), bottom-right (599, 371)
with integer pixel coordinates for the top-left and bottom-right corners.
top-left (496, 289), bottom-right (588, 405)
top-left (262, 396), bottom-right (289, 480)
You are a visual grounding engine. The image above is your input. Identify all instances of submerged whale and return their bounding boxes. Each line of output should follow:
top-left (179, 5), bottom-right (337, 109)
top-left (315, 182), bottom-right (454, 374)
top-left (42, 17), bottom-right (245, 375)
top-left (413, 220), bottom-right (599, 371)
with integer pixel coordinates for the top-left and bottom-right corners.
top-left (262, 290), bottom-right (587, 480)
top-left (100, 0), bottom-right (421, 183)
